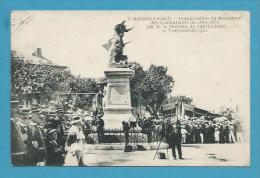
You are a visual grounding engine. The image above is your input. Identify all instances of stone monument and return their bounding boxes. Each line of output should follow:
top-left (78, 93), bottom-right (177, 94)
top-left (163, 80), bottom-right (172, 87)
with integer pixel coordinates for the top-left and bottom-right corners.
top-left (102, 21), bottom-right (135, 129)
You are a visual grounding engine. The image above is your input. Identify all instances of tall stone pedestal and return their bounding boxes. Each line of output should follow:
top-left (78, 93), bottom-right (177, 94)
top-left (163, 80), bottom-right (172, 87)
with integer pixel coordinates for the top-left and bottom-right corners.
top-left (103, 67), bottom-right (135, 129)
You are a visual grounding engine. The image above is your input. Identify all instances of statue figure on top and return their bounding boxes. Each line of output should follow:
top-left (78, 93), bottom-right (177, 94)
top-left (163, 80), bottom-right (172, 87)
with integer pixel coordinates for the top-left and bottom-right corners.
top-left (102, 21), bottom-right (133, 68)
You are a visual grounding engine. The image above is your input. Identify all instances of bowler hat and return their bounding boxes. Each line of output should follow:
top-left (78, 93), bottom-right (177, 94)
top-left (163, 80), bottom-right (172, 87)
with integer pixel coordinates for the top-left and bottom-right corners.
top-left (72, 115), bottom-right (80, 120)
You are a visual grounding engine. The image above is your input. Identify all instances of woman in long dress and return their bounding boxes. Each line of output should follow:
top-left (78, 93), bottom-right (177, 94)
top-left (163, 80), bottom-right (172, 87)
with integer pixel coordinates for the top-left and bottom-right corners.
top-left (64, 118), bottom-right (85, 166)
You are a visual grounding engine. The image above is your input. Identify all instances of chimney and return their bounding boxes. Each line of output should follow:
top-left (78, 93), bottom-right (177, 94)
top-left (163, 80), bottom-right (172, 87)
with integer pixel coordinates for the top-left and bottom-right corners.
top-left (36, 48), bottom-right (42, 58)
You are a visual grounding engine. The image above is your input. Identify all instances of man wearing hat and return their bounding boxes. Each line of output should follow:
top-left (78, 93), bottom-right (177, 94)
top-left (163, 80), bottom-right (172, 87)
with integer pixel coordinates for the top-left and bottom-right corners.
top-left (45, 129), bottom-right (64, 166)
top-left (44, 110), bottom-right (63, 131)
top-left (44, 111), bottom-right (58, 129)
top-left (55, 108), bottom-right (66, 148)
top-left (15, 107), bottom-right (40, 165)
top-left (122, 121), bottom-right (130, 146)
top-left (167, 120), bottom-right (183, 160)
top-left (44, 109), bottom-right (66, 149)
top-left (11, 99), bottom-right (20, 119)
top-left (11, 105), bottom-right (29, 166)
top-left (228, 122), bottom-right (236, 143)
top-left (95, 114), bottom-right (104, 143)
top-left (234, 120), bottom-right (243, 143)
top-left (223, 121), bottom-right (230, 143)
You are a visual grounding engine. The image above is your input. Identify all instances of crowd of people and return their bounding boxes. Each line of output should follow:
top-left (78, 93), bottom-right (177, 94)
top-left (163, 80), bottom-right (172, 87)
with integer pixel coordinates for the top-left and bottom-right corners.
top-left (138, 115), bottom-right (244, 160)
top-left (11, 97), bottom-right (244, 165)
top-left (11, 99), bottom-right (105, 166)
top-left (138, 115), bottom-right (243, 144)
top-left (177, 117), bottom-right (243, 144)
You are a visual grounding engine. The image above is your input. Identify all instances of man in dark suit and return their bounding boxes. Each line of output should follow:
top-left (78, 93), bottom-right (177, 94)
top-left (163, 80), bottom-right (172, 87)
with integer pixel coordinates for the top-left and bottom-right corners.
top-left (167, 120), bottom-right (183, 160)
top-left (122, 121), bottom-right (130, 146)
top-left (45, 129), bottom-right (64, 166)
top-left (95, 115), bottom-right (105, 143)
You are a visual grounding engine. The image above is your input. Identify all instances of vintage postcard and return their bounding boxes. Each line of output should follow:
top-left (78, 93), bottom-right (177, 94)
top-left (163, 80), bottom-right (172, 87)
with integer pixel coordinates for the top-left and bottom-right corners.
top-left (11, 10), bottom-right (250, 166)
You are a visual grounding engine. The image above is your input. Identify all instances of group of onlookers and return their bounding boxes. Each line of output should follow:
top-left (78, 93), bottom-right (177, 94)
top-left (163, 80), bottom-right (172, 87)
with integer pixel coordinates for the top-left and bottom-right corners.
top-left (11, 100), bottom-right (101, 166)
top-left (170, 118), bottom-right (243, 144)
top-left (137, 115), bottom-right (243, 144)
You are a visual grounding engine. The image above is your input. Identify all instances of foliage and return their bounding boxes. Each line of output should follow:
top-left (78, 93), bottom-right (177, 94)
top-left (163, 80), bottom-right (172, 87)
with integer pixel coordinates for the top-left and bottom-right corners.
top-left (69, 77), bottom-right (98, 109)
top-left (129, 62), bottom-right (146, 107)
top-left (11, 52), bottom-right (98, 109)
top-left (218, 107), bottom-right (235, 119)
top-left (170, 95), bottom-right (193, 104)
top-left (130, 63), bottom-right (174, 118)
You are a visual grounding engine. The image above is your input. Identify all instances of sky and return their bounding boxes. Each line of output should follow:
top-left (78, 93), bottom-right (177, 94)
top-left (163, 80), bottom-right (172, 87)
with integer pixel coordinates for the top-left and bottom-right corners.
top-left (11, 11), bottom-right (250, 118)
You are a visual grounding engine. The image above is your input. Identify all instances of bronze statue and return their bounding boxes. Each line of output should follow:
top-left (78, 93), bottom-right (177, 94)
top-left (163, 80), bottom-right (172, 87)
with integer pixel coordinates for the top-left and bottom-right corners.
top-left (114, 21), bottom-right (133, 38)
top-left (103, 21), bottom-right (133, 67)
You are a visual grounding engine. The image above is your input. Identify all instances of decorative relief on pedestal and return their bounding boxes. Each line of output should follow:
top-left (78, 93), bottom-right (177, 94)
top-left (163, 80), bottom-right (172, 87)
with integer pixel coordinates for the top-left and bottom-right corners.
top-left (108, 86), bottom-right (129, 105)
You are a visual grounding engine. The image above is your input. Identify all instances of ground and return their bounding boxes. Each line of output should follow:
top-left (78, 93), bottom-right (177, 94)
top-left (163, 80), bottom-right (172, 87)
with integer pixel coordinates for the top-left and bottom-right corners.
top-left (79, 143), bottom-right (249, 166)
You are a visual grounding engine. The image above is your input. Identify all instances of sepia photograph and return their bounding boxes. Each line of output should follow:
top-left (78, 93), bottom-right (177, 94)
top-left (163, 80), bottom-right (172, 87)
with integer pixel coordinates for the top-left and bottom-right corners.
top-left (10, 10), bottom-right (250, 166)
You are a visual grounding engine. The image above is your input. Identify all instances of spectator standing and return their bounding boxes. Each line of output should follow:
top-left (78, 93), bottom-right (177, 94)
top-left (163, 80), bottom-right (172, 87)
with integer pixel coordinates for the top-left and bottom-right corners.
top-left (228, 123), bottom-right (236, 143)
top-left (235, 121), bottom-right (243, 143)
top-left (214, 124), bottom-right (220, 143)
top-left (167, 120), bottom-right (183, 160)
top-left (181, 125), bottom-right (187, 143)
top-left (45, 129), bottom-right (64, 166)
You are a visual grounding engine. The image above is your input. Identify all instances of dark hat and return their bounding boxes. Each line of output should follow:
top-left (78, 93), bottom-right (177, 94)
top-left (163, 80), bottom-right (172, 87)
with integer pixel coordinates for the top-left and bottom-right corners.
top-left (56, 108), bottom-right (64, 113)
top-left (72, 115), bottom-right (80, 120)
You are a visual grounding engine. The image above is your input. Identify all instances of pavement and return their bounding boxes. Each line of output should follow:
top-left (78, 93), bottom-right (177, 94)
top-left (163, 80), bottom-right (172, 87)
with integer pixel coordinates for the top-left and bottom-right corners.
top-left (85, 142), bottom-right (169, 150)
top-left (80, 143), bottom-right (250, 166)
